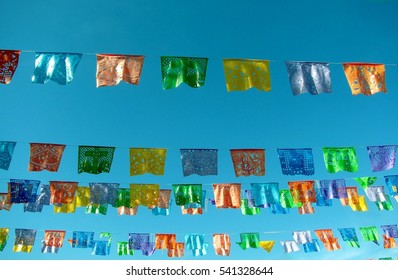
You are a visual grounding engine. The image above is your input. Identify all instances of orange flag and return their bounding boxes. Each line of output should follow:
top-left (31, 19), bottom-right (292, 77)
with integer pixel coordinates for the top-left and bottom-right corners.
top-left (212, 184), bottom-right (241, 208)
top-left (314, 229), bottom-right (341, 251)
top-left (343, 63), bottom-right (386, 95)
top-left (213, 233), bottom-right (231, 256)
top-left (29, 143), bottom-right (66, 172)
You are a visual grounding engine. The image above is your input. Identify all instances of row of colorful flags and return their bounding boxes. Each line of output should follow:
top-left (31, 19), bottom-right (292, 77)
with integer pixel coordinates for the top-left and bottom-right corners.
top-left (0, 50), bottom-right (390, 95)
top-left (1, 177), bottom-right (397, 215)
top-left (0, 225), bottom-right (396, 257)
top-left (1, 142), bottom-right (398, 176)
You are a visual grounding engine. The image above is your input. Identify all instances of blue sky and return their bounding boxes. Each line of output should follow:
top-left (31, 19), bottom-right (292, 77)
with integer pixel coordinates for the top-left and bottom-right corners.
top-left (1, 0), bottom-right (398, 260)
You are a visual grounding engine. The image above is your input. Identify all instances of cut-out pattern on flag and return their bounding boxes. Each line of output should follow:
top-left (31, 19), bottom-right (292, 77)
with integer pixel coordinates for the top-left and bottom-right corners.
top-left (319, 179), bottom-right (347, 199)
top-left (89, 183), bottom-right (119, 206)
top-left (50, 181), bottom-right (78, 205)
top-left (343, 63), bottom-right (387, 95)
top-left (0, 228), bottom-right (9, 252)
top-left (293, 230), bottom-right (312, 244)
top-left (129, 233), bottom-right (150, 251)
top-left (354, 177), bottom-right (377, 189)
top-left (285, 61), bottom-right (332, 95)
top-left (384, 175), bottom-right (398, 196)
top-left (237, 233), bottom-right (260, 249)
top-left (0, 192), bottom-right (12, 211)
top-left (288, 181), bottom-right (316, 204)
top-left (315, 183), bottom-right (333, 207)
top-left (117, 241), bottom-right (134, 256)
top-left (359, 226), bottom-right (379, 245)
top-left (365, 186), bottom-right (386, 202)
top-left (185, 234), bottom-right (208, 256)
top-left (96, 54), bottom-right (144, 87)
top-left (314, 229), bottom-right (341, 251)
top-left (130, 184), bottom-right (159, 208)
top-left (338, 228), bottom-right (360, 248)
top-left (85, 203), bottom-right (108, 215)
top-left (129, 148), bottom-right (167, 176)
top-left (367, 145), bottom-right (397, 172)
top-left (303, 239), bottom-right (321, 253)
top-left (75, 187), bottom-right (90, 207)
top-left (280, 240), bottom-right (300, 253)
top-left (13, 229), bottom-right (36, 253)
top-left (230, 149), bottom-right (265, 177)
top-left (280, 189), bottom-right (302, 208)
top-left (78, 146), bottom-right (115, 174)
top-left (348, 195), bottom-right (368, 212)
top-left (168, 242), bottom-right (184, 258)
top-left (322, 147), bottom-right (359, 173)
top-left (381, 225), bottom-right (398, 238)
top-left (24, 184), bottom-right (50, 213)
top-left (29, 143), bottom-right (66, 172)
top-left (141, 241), bottom-right (156, 256)
top-left (155, 234), bottom-right (177, 250)
top-left (383, 234), bottom-right (397, 249)
top-left (161, 56), bottom-right (208, 89)
top-left (54, 199), bottom-right (76, 214)
top-left (251, 182), bottom-right (280, 206)
top-left (223, 59), bottom-right (271, 92)
top-left (212, 183), bottom-right (241, 208)
top-left (116, 188), bottom-right (132, 209)
top-left (92, 233), bottom-right (112, 256)
top-left (9, 179), bottom-right (40, 203)
top-left (298, 202), bottom-right (315, 214)
top-left (259, 241), bottom-right (275, 253)
top-left (0, 141), bottom-right (16, 170)
top-left (277, 148), bottom-right (314, 176)
top-left (0, 50), bottom-right (20, 84)
top-left (152, 189), bottom-right (171, 216)
top-left (172, 184), bottom-right (202, 206)
top-left (180, 149), bottom-right (218, 176)
top-left (241, 198), bottom-right (261, 215)
top-left (41, 230), bottom-right (66, 253)
top-left (69, 231), bottom-right (95, 248)
top-left (32, 52), bottom-right (82, 85)
top-left (213, 234), bottom-right (231, 256)
top-left (181, 190), bottom-right (206, 215)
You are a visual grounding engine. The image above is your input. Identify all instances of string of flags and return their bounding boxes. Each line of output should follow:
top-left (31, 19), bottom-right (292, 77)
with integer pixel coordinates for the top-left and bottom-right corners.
top-left (0, 50), bottom-right (393, 96)
top-left (1, 224), bottom-right (398, 258)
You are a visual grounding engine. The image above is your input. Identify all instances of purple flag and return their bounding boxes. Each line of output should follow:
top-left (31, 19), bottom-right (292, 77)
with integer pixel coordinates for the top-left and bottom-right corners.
top-left (367, 145), bottom-right (397, 172)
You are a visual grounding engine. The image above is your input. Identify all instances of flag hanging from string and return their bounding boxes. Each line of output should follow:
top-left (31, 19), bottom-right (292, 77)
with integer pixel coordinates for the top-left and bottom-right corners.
top-left (185, 234), bottom-right (208, 256)
top-left (50, 181), bottom-right (78, 205)
top-left (180, 149), bottom-right (218, 176)
top-left (359, 226), bottom-right (380, 245)
top-left (41, 230), bottom-right (66, 253)
top-left (13, 229), bottom-right (36, 253)
top-left (343, 63), bottom-right (387, 96)
top-left (277, 148), bottom-right (314, 176)
top-left (78, 146), bottom-right (115, 174)
top-left (0, 50), bottom-right (20, 84)
top-left (0, 141), bottom-right (16, 170)
top-left (172, 184), bottom-right (202, 206)
top-left (9, 179), bottom-right (40, 203)
top-left (29, 143), bottom-right (66, 172)
top-left (0, 228), bottom-right (9, 251)
top-left (129, 148), bottom-right (167, 176)
top-left (367, 145), bottom-right (398, 172)
top-left (314, 229), bottom-right (341, 251)
top-left (259, 241), bottom-right (275, 253)
top-left (213, 234), bottom-right (231, 256)
top-left (237, 233), bottom-right (261, 249)
top-left (230, 149), bottom-right (265, 177)
top-left (130, 184), bottom-right (159, 208)
top-left (212, 183), bottom-right (241, 208)
top-left (338, 228), bottom-right (360, 248)
top-left (322, 147), bottom-right (359, 173)
top-left (280, 240), bottom-right (300, 253)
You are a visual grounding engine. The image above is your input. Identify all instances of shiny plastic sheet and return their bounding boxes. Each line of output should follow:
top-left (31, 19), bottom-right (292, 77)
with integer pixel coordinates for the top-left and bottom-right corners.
top-left (319, 178), bottom-right (347, 199)
top-left (13, 229), bottom-right (36, 253)
top-left (141, 242), bottom-right (156, 256)
top-left (237, 233), bottom-right (260, 249)
top-left (129, 148), bottom-right (167, 176)
top-left (280, 240), bottom-right (300, 253)
top-left (0, 192), bottom-right (12, 211)
top-left (117, 241), bottom-right (134, 256)
top-left (180, 149), bottom-right (218, 176)
top-left (161, 56), bottom-right (208, 89)
top-left (129, 233), bottom-right (150, 250)
top-left (383, 235), bottom-right (396, 249)
top-left (338, 228), bottom-right (360, 248)
top-left (118, 206), bottom-right (138, 216)
top-left (251, 182), bottom-right (279, 206)
top-left (293, 230), bottom-right (312, 244)
top-left (185, 234), bottom-right (207, 250)
top-left (270, 202), bottom-right (289, 214)
top-left (315, 183), bottom-right (333, 207)
top-left (288, 180), bottom-right (316, 204)
top-left (41, 230), bottom-right (65, 253)
top-left (280, 190), bottom-right (302, 208)
top-left (172, 184), bottom-right (202, 206)
top-left (303, 239), bottom-right (321, 253)
top-left (322, 147), bottom-right (359, 173)
top-left (285, 61), bottom-right (331, 95)
top-left (0, 50), bottom-right (20, 84)
top-left (343, 63), bottom-right (386, 95)
top-left (75, 187), bottom-right (90, 207)
top-left (223, 59), bottom-right (271, 92)
top-left (69, 231), bottom-right (94, 248)
top-left (354, 177), bottom-right (377, 189)
top-left (298, 202), bottom-right (315, 214)
top-left (365, 186), bottom-right (386, 202)
top-left (182, 190), bottom-right (206, 215)
top-left (85, 203), bottom-right (108, 215)
top-left (314, 229), bottom-right (341, 251)
top-left (24, 184), bottom-right (50, 212)
top-left (240, 198), bottom-right (260, 215)
top-left (152, 189), bottom-right (171, 216)
top-left (0, 141), bottom-right (16, 170)
top-left (50, 181), bottom-right (78, 204)
top-left (277, 148), bottom-right (314, 175)
top-left (212, 183), bottom-right (241, 208)
top-left (0, 228), bottom-right (9, 251)
top-left (29, 143), bottom-right (65, 172)
top-left (367, 145), bottom-right (397, 172)
top-left (9, 179), bottom-right (40, 203)
top-left (92, 240), bottom-right (111, 256)
top-left (359, 226), bottom-right (379, 245)
top-left (116, 188), bottom-right (131, 208)
top-left (96, 54), bottom-right (144, 87)
top-left (89, 183), bottom-right (119, 206)
top-left (230, 149), bottom-right (265, 177)
top-left (54, 198), bottom-right (76, 214)
top-left (381, 225), bottom-right (398, 239)
top-left (384, 175), bottom-right (398, 196)
top-left (155, 234), bottom-right (177, 250)
top-left (78, 146), bottom-right (115, 174)
top-left (259, 241), bottom-right (275, 253)
top-left (130, 184), bottom-right (159, 208)
top-left (32, 52), bottom-right (82, 85)
top-left (168, 242), bottom-right (184, 258)
top-left (213, 234), bottom-right (231, 256)
top-left (375, 195), bottom-right (393, 211)
top-left (349, 196), bottom-right (368, 212)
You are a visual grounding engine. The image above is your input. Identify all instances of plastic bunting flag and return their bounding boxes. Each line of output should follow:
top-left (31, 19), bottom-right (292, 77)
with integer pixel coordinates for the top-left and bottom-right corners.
top-left (367, 145), bottom-right (397, 172)
top-left (28, 143), bottom-right (66, 172)
top-left (89, 183), bottom-right (119, 206)
top-left (13, 229), bottom-right (36, 253)
top-left (344, 187), bottom-right (368, 212)
top-left (69, 231), bottom-right (95, 248)
top-left (237, 233), bottom-right (261, 249)
top-left (54, 199), bottom-right (76, 214)
top-left (315, 182), bottom-right (332, 207)
top-left (9, 179), bottom-right (40, 203)
top-left (129, 148), bottom-right (167, 176)
top-left (32, 52), bottom-right (82, 85)
top-left (319, 179), bottom-right (347, 199)
top-left (338, 228), bottom-right (360, 248)
top-left (152, 189), bottom-right (171, 216)
top-left (41, 230), bottom-right (66, 253)
top-left (168, 242), bottom-right (184, 258)
top-left (384, 175), bottom-right (398, 197)
top-left (213, 234), bottom-right (231, 256)
top-left (185, 234), bottom-right (208, 256)
top-left (251, 182), bottom-right (279, 206)
top-left (129, 233), bottom-right (150, 250)
top-left (240, 198), bottom-right (261, 215)
top-left (223, 59), bottom-right (271, 92)
top-left (375, 195), bottom-right (393, 211)
top-left (0, 192), bottom-right (12, 211)
top-left (117, 241), bottom-right (134, 256)
top-left (379, 257), bottom-right (393, 260)
top-left (314, 229), bottom-right (341, 251)
top-left (343, 63), bottom-right (387, 96)
top-left (381, 225), bottom-right (398, 238)
top-left (354, 177), bottom-right (377, 189)
top-left (259, 241), bottom-right (275, 253)
top-left (285, 61), bottom-right (332, 95)
top-left (270, 202), bottom-right (289, 214)
top-left (75, 187), bottom-right (90, 207)
top-left (383, 235), bottom-right (397, 249)
top-left (0, 50), bottom-right (20, 84)
top-left (155, 234), bottom-right (177, 250)
top-left (50, 181), bottom-right (78, 205)
top-left (141, 242), bottom-right (156, 256)
top-left (130, 184), bottom-right (159, 208)
top-left (359, 226), bottom-right (379, 245)
top-left (182, 190), bottom-right (206, 215)
top-left (277, 148), bottom-right (314, 175)
top-left (92, 232), bottom-right (112, 256)
top-left (298, 203), bottom-right (315, 214)
top-left (116, 188), bottom-right (138, 215)
top-left (280, 240), bottom-right (300, 253)
top-left (0, 228), bottom-right (9, 251)
top-left (96, 54), bottom-right (144, 87)
top-left (322, 147), bottom-right (359, 173)
top-left (0, 141), bottom-right (16, 170)
top-left (78, 146), bottom-right (115, 174)
top-left (230, 149), bottom-right (265, 177)
top-left (161, 56), bottom-right (208, 89)
top-left (364, 186), bottom-right (386, 202)
top-left (180, 149), bottom-right (218, 176)
top-left (280, 189), bottom-right (302, 208)
top-left (303, 239), bottom-right (321, 253)
top-left (212, 183), bottom-right (241, 208)
top-left (85, 203), bottom-right (108, 215)
top-left (288, 181), bottom-right (316, 204)
top-left (293, 230), bottom-right (313, 244)
top-left (172, 184), bottom-right (202, 206)
top-left (24, 184), bottom-right (50, 213)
